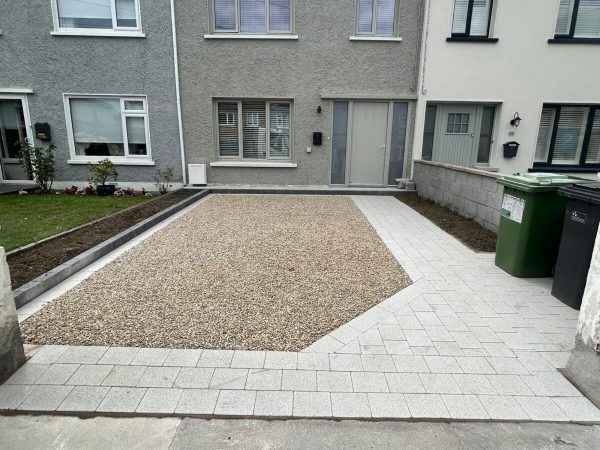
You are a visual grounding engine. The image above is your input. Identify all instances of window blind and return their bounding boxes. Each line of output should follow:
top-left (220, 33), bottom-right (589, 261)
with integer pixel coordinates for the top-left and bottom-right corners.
top-left (218, 102), bottom-right (240, 157)
top-left (376, 0), bottom-right (395, 36)
top-left (470, 0), bottom-right (492, 36)
top-left (535, 108), bottom-right (556, 162)
top-left (57, 0), bottom-right (112, 29)
top-left (242, 101), bottom-right (267, 159)
top-left (269, 103), bottom-right (290, 159)
top-left (215, 0), bottom-right (237, 30)
top-left (452, 0), bottom-right (469, 34)
top-left (555, 0), bottom-right (575, 35)
top-left (357, 0), bottom-right (374, 33)
top-left (574, 0), bottom-right (600, 37)
top-left (586, 112), bottom-right (600, 163)
top-left (240, 0), bottom-right (266, 33)
top-left (269, 0), bottom-right (291, 31)
top-left (116, 0), bottom-right (137, 27)
top-left (552, 107), bottom-right (588, 164)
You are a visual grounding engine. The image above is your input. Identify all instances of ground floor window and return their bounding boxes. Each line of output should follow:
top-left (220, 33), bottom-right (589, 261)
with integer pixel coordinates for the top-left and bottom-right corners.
top-left (66, 96), bottom-right (150, 161)
top-left (216, 100), bottom-right (291, 160)
top-left (534, 104), bottom-right (600, 169)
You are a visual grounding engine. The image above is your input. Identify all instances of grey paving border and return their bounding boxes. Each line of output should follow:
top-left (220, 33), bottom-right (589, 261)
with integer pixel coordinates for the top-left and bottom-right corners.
top-left (199, 187), bottom-right (415, 196)
top-left (12, 190), bottom-right (210, 309)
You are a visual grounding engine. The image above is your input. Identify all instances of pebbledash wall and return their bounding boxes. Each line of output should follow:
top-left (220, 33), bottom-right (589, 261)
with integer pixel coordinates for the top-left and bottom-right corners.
top-left (413, 160), bottom-right (503, 232)
top-left (175, 0), bottom-right (423, 186)
top-left (0, 1), bottom-right (183, 187)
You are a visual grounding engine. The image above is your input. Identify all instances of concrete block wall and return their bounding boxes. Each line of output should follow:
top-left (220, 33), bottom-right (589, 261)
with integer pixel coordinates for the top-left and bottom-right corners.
top-left (413, 160), bottom-right (504, 233)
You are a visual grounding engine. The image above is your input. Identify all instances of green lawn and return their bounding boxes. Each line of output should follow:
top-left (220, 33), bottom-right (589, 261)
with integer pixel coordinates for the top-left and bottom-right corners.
top-left (0, 194), bottom-right (150, 251)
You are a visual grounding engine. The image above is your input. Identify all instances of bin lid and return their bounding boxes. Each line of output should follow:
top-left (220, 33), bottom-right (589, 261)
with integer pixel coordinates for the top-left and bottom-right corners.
top-left (558, 182), bottom-right (600, 205)
top-left (497, 173), bottom-right (575, 192)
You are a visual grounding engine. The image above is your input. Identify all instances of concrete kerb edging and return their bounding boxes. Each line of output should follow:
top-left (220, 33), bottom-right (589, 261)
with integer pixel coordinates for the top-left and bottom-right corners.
top-left (12, 190), bottom-right (210, 309)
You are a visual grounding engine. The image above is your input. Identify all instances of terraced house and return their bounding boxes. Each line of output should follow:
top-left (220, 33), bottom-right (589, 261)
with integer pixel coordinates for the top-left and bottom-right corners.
top-left (0, 1), bottom-right (185, 189)
top-left (175, 0), bottom-right (423, 186)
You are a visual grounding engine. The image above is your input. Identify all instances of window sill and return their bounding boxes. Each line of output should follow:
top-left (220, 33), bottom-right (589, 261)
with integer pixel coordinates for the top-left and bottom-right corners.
top-left (349, 36), bottom-right (403, 42)
top-left (51, 30), bottom-right (145, 38)
top-left (68, 159), bottom-right (155, 166)
top-left (204, 34), bottom-right (298, 40)
top-left (548, 38), bottom-right (600, 44)
top-left (530, 165), bottom-right (600, 173)
top-left (210, 161), bottom-right (297, 168)
top-left (446, 36), bottom-right (499, 43)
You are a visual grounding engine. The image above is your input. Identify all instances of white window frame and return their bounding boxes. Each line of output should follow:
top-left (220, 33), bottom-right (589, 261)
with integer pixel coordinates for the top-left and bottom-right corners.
top-left (50, 0), bottom-right (144, 37)
top-left (354, 0), bottom-right (399, 37)
top-left (211, 0), bottom-right (294, 35)
top-left (64, 94), bottom-right (153, 165)
top-left (215, 99), bottom-right (292, 161)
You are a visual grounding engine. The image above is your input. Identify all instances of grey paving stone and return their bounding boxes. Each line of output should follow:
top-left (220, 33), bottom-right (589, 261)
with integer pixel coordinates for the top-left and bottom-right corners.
top-left (137, 388), bottom-right (183, 413)
top-left (130, 348), bottom-right (171, 366)
top-left (453, 374), bottom-right (497, 395)
top-left (214, 390), bottom-right (256, 415)
top-left (350, 372), bottom-right (388, 393)
top-left (164, 350), bottom-right (202, 367)
top-left (197, 350), bottom-right (234, 368)
top-left (293, 391), bottom-right (332, 417)
top-left (455, 356), bottom-right (495, 374)
top-left (378, 324), bottom-right (406, 341)
top-left (487, 375), bottom-right (533, 396)
top-left (516, 396), bottom-right (569, 421)
top-left (424, 326), bottom-right (454, 342)
top-left (395, 316), bottom-right (423, 330)
top-left (19, 385), bottom-right (73, 411)
top-left (383, 340), bottom-right (413, 355)
top-left (98, 347), bottom-right (140, 365)
top-left (521, 372), bottom-right (581, 397)
top-left (442, 394), bottom-right (490, 419)
top-left (55, 346), bottom-right (108, 364)
top-left (423, 356), bottom-right (462, 374)
top-left (405, 393), bottom-right (450, 418)
top-left (36, 364), bottom-right (79, 385)
top-left (209, 368), bottom-right (248, 390)
top-left (245, 369), bottom-right (282, 390)
top-left (317, 371), bottom-right (353, 392)
top-left (231, 351), bottom-right (266, 369)
top-left (297, 353), bottom-right (329, 371)
top-left (5, 364), bottom-right (49, 385)
top-left (486, 357), bottom-right (529, 375)
top-left (482, 342), bottom-right (515, 357)
top-left (329, 354), bottom-right (363, 371)
top-left (478, 395), bottom-right (529, 420)
top-left (137, 367), bottom-right (180, 388)
top-left (360, 345), bottom-right (388, 354)
top-left (174, 368), bottom-right (214, 389)
top-left (392, 355), bottom-right (430, 373)
top-left (97, 387), bottom-right (146, 413)
top-left (57, 386), bottom-right (109, 412)
top-left (419, 374), bottom-right (462, 394)
top-left (281, 370), bottom-right (317, 391)
top-left (434, 342), bottom-right (466, 356)
top-left (331, 393), bottom-right (371, 418)
top-left (254, 391), bottom-right (294, 417)
top-left (0, 385), bottom-right (34, 409)
top-left (361, 355), bottom-right (396, 372)
top-left (404, 330), bottom-right (433, 347)
top-left (102, 365), bottom-right (147, 387)
top-left (66, 365), bottom-right (113, 386)
top-left (552, 397), bottom-right (600, 422)
top-left (27, 346), bottom-right (67, 364)
top-left (385, 373), bottom-right (425, 394)
top-left (174, 389), bottom-right (219, 415)
top-left (264, 352), bottom-right (298, 369)
top-left (368, 393), bottom-right (410, 418)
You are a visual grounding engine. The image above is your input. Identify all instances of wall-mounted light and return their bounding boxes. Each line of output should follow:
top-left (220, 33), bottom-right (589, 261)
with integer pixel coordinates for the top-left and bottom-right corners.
top-left (510, 112), bottom-right (522, 128)
top-left (317, 106), bottom-right (322, 114)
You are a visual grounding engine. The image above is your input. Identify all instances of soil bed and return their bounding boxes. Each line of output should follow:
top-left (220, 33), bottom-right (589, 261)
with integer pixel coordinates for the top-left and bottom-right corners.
top-left (395, 194), bottom-right (497, 252)
top-left (21, 195), bottom-right (410, 351)
top-left (8, 190), bottom-right (195, 289)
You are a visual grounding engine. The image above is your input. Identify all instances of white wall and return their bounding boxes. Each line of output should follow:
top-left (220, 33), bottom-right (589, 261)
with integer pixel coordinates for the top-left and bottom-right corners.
top-left (413, 0), bottom-right (600, 176)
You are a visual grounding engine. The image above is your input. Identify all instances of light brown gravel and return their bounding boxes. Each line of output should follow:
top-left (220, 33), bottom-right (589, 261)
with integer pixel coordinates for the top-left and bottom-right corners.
top-left (21, 195), bottom-right (410, 351)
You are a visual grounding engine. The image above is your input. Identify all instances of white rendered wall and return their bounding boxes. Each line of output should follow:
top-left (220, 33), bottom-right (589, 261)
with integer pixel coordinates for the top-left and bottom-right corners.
top-left (413, 0), bottom-right (600, 176)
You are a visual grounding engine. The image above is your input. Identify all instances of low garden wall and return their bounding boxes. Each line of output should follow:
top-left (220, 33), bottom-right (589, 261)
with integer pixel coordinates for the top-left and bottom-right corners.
top-left (413, 160), bottom-right (504, 233)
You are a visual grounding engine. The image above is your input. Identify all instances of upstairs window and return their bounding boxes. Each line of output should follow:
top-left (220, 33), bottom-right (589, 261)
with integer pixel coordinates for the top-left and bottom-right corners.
top-left (54, 0), bottom-right (140, 31)
top-left (555, 0), bottom-right (600, 39)
top-left (213, 0), bottom-right (292, 33)
top-left (451, 0), bottom-right (494, 37)
top-left (356, 0), bottom-right (397, 36)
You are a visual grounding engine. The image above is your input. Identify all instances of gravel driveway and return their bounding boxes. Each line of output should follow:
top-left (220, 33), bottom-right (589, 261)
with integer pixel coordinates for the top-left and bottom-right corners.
top-left (21, 195), bottom-right (410, 351)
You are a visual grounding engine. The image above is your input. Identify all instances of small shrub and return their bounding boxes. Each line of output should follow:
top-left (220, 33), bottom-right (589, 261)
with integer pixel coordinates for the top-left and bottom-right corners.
top-left (114, 187), bottom-right (137, 197)
top-left (88, 159), bottom-right (118, 187)
top-left (18, 139), bottom-right (56, 193)
top-left (153, 168), bottom-right (174, 195)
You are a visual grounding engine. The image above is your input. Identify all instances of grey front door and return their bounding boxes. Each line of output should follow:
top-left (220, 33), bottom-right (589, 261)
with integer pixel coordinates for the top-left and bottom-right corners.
top-left (349, 102), bottom-right (389, 186)
top-left (433, 105), bottom-right (479, 167)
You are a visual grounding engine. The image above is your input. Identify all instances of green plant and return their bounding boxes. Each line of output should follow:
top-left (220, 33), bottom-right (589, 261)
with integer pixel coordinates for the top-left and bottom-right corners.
top-left (88, 159), bottom-right (118, 187)
top-left (18, 139), bottom-right (56, 193)
top-left (153, 167), bottom-right (174, 195)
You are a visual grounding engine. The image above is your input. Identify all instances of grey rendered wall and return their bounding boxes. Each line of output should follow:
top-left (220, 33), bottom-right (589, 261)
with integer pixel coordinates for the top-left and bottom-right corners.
top-left (413, 160), bottom-right (503, 233)
top-left (176, 0), bottom-right (423, 185)
top-left (0, 1), bottom-right (182, 183)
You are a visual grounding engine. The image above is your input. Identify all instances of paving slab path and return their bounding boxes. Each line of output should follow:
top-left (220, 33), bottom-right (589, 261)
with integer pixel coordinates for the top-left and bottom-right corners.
top-left (2, 195), bottom-right (599, 422)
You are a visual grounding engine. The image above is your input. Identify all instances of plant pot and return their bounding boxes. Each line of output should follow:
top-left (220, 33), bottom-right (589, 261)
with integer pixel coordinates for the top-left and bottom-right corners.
top-left (97, 184), bottom-right (116, 196)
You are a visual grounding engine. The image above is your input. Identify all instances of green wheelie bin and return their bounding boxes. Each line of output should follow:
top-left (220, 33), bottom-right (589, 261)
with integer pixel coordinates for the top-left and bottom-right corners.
top-left (495, 173), bottom-right (575, 278)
